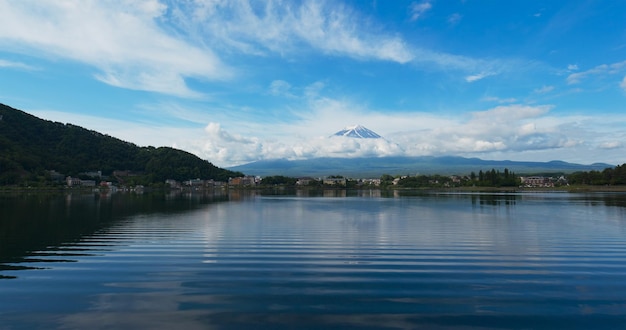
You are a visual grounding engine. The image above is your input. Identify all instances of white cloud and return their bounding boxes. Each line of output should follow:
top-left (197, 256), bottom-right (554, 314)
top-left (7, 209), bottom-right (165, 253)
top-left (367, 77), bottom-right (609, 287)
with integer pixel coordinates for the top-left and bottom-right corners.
top-left (171, 0), bottom-right (507, 74)
top-left (269, 80), bottom-right (294, 97)
top-left (471, 104), bottom-right (552, 122)
top-left (173, 0), bottom-right (414, 64)
top-left (164, 103), bottom-right (624, 166)
top-left (409, 1), bottom-right (432, 21)
top-left (599, 141), bottom-right (622, 149)
top-left (448, 13), bottom-right (462, 26)
top-left (295, 2), bottom-right (414, 63)
top-left (189, 122), bottom-right (263, 165)
top-left (413, 49), bottom-right (486, 73)
top-left (0, 0), bottom-right (228, 97)
top-left (482, 96), bottom-right (518, 104)
top-left (180, 103), bottom-right (598, 167)
top-left (567, 60), bottom-right (626, 85)
top-left (185, 123), bottom-right (406, 166)
top-left (385, 104), bottom-right (569, 156)
top-left (0, 0), bottom-right (525, 95)
top-left (621, 76), bottom-right (626, 91)
top-left (567, 64), bottom-right (579, 71)
top-left (0, 59), bottom-right (36, 70)
top-left (465, 71), bottom-right (495, 82)
top-left (304, 81), bottom-right (326, 99)
top-left (534, 85), bottom-right (554, 94)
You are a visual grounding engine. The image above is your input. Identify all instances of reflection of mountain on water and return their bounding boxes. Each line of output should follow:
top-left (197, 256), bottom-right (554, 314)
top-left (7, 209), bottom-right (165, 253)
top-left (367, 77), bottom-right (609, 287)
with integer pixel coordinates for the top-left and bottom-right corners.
top-left (0, 192), bottom-right (229, 279)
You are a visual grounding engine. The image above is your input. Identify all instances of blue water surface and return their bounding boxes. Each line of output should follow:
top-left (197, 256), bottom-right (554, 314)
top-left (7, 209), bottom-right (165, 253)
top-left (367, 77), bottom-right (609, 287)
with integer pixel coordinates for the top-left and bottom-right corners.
top-left (1, 190), bottom-right (626, 329)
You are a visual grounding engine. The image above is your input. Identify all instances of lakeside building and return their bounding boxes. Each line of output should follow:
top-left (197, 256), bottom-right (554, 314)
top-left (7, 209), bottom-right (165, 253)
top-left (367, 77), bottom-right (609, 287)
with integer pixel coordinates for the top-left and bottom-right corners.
top-left (81, 180), bottom-right (96, 187)
top-left (296, 177), bottom-right (316, 186)
top-left (520, 176), bottom-right (555, 188)
top-left (323, 177), bottom-right (347, 186)
top-left (359, 178), bottom-right (381, 186)
top-left (229, 176), bottom-right (257, 187)
top-left (184, 179), bottom-right (204, 187)
top-left (166, 179), bottom-right (228, 189)
top-left (66, 176), bottom-right (81, 187)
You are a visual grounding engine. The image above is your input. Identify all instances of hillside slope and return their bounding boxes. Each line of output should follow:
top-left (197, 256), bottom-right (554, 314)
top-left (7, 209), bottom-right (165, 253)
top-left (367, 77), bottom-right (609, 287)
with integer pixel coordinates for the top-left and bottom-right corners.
top-left (0, 103), bottom-right (242, 185)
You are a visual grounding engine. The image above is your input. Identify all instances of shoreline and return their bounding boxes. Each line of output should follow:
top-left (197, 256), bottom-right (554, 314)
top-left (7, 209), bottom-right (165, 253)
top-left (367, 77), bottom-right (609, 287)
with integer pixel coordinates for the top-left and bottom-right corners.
top-left (441, 185), bottom-right (626, 193)
top-left (2, 185), bottom-right (626, 194)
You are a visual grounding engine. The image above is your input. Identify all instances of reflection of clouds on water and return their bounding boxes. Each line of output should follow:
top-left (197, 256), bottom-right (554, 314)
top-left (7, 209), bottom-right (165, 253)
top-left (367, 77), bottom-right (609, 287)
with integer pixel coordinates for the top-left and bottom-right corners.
top-left (195, 192), bottom-right (626, 269)
top-left (60, 292), bottom-right (213, 330)
top-left (4, 192), bottom-right (626, 329)
top-left (58, 296), bottom-right (434, 330)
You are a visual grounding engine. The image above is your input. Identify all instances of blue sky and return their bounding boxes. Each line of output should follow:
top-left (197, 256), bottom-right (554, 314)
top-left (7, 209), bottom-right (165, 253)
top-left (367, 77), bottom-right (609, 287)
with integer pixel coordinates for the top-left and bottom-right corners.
top-left (1, 0), bottom-right (625, 167)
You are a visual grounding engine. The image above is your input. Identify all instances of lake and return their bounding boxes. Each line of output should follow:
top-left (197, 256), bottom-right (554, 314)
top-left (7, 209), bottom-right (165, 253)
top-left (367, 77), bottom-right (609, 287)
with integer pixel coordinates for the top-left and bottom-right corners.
top-left (1, 190), bottom-right (626, 329)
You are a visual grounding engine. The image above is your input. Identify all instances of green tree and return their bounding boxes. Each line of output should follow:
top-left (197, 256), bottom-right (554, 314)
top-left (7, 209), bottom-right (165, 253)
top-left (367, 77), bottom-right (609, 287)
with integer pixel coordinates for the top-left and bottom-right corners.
top-left (261, 176), bottom-right (297, 185)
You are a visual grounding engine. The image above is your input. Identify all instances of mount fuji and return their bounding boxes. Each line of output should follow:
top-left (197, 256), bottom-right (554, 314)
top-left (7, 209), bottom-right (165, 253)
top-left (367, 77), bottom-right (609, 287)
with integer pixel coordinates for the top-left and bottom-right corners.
top-left (332, 125), bottom-right (382, 139)
top-left (227, 124), bottom-right (613, 177)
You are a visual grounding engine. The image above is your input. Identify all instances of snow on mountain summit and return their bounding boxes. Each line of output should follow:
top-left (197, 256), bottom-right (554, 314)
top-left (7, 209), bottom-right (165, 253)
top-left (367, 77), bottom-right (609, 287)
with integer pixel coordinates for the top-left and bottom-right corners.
top-left (332, 125), bottom-right (382, 139)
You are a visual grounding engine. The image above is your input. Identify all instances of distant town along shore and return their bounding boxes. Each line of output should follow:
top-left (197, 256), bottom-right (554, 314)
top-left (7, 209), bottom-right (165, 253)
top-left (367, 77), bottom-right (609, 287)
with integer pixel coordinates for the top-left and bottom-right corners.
top-left (4, 165), bottom-right (626, 194)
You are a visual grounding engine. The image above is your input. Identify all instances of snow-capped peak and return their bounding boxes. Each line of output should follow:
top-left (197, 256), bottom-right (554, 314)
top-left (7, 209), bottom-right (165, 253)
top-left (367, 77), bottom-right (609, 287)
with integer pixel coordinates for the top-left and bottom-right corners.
top-left (332, 125), bottom-right (382, 139)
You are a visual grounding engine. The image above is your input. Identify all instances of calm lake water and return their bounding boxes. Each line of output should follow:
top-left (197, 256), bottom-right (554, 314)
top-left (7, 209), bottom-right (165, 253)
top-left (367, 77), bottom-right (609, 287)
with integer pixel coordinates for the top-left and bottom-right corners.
top-left (1, 190), bottom-right (626, 329)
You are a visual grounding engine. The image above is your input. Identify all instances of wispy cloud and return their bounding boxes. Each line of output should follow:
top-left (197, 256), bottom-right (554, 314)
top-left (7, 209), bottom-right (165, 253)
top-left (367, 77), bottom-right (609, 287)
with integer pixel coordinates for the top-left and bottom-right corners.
top-left (0, 0), bottom-right (228, 97)
top-left (0, 59), bottom-right (36, 70)
top-left (534, 85), bottom-right (554, 94)
top-left (0, 0), bottom-right (533, 98)
top-left (482, 96), bottom-right (518, 104)
top-left (409, 1), bottom-right (432, 21)
top-left (448, 13), bottom-right (462, 26)
top-left (566, 60), bottom-right (626, 85)
top-left (599, 141), bottom-right (622, 149)
top-left (172, 0), bottom-right (414, 63)
top-left (386, 104), bottom-right (586, 157)
top-left (269, 80), bottom-right (295, 97)
top-left (621, 76), bottom-right (626, 92)
top-left (465, 71), bottom-right (495, 82)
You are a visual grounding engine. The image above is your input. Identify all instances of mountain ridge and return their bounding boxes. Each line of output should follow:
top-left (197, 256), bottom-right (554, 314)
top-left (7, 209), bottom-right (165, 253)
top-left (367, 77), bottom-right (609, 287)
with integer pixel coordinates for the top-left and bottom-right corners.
top-left (228, 156), bottom-right (614, 178)
top-left (0, 103), bottom-right (242, 185)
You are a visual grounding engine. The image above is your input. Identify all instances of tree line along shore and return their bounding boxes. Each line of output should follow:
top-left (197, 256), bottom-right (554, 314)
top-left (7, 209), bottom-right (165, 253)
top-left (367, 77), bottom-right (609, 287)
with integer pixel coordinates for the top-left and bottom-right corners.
top-left (3, 165), bottom-right (626, 193)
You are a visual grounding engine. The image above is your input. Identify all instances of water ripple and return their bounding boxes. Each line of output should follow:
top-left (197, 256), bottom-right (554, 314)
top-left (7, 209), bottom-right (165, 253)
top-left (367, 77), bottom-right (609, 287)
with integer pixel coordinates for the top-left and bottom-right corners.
top-left (3, 193), bottom-right (626, 328)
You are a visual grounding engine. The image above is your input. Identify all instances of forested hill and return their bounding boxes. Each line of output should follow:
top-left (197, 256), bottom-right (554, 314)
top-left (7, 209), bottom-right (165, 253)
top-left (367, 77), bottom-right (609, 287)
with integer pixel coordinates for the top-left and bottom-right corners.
top-left (0, 103), bottom-right (243, 185)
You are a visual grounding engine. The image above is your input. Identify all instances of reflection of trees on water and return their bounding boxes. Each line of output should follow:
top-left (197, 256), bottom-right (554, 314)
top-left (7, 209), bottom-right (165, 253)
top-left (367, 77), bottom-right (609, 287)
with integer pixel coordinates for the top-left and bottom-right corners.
top-left (471, 194), bottom-right (517, 206)
top-left (392, 190), bottom-right (519, 206)
top-left (259, 188), bottom-right (387, 198)
top-left (0, 191), bottom-right (228, 279)
top-left (469, 192), bottom-right (626, 208)
top-left (593, 194), bottom-right (626, 208)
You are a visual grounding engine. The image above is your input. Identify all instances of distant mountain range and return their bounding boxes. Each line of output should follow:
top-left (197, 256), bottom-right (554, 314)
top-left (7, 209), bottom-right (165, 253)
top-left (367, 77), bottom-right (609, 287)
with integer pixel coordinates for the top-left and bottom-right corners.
top-left (228, 156), bottom-right (614, 178)
top-left (228, 124), bottom-right (614, 178)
